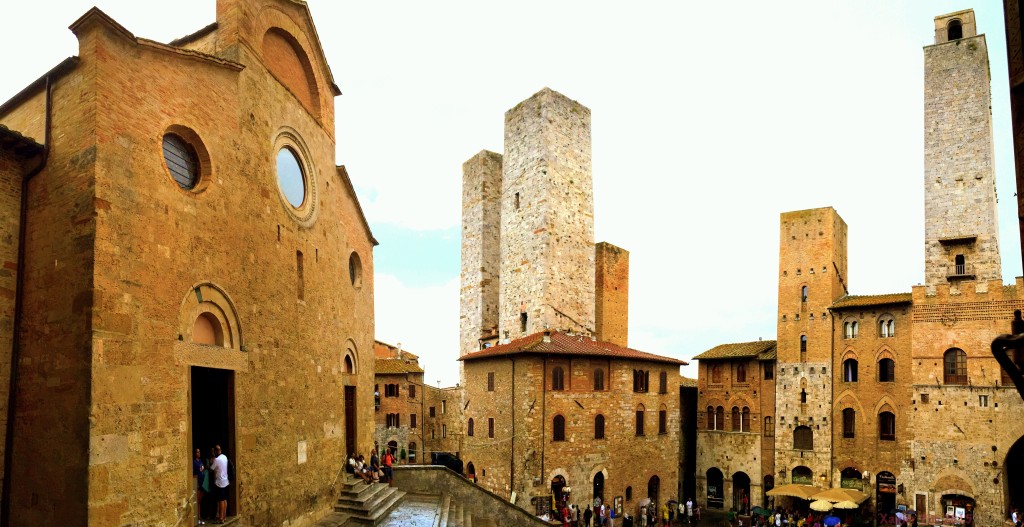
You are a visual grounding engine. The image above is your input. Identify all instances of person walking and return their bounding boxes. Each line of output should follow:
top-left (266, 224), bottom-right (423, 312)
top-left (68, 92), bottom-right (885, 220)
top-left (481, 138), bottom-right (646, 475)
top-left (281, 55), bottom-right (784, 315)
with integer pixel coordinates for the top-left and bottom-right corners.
top-left (211, 445), bottom-right (229, 524)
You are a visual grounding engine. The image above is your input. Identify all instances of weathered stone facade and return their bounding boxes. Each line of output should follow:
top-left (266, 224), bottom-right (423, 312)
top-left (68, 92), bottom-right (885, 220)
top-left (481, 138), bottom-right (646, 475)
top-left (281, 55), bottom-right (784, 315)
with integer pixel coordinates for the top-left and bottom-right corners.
top-left (459, 150), bottom-right (502, 361)
top-left (924, 10), bottom-right (1001, 292)
top-left (694, 10), bottom-right (1024, 527)
top-left (0, 2), bottom-right (377, 525)
top-left (595, 242), bottom-right (629, 348)
top-left (460, 333), bottom-right (683, 519)
top-left (373, 341), bottom-right (425, 464)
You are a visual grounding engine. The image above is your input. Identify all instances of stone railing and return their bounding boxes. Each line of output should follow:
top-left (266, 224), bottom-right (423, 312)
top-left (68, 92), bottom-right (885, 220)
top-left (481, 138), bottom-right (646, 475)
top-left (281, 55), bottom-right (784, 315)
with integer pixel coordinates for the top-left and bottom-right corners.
top-left (392, 465), bottom-right (550, 526)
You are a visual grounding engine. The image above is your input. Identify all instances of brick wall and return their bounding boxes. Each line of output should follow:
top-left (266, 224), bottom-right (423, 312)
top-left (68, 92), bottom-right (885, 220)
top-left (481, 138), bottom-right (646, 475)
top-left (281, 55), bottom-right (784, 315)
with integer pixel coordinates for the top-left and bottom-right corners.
top-left (595, 242), bottom-right (629, 347)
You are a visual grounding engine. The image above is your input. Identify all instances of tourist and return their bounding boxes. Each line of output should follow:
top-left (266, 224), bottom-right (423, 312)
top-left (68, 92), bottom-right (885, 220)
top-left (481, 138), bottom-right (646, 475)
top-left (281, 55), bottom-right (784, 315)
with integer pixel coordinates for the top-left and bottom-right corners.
top-left (383, 448), bottom-right (395, 486)
top-left (193, 448), bottom-right (206, 526)
top-left (640, 504), bottom-right (647, 527)
top-left (354, 455), bottom-right (372, 484)
top-left (605, 502), bottom-right (613, 527)
top-left (584, 505), bottom-right (593, 527)
top-left (686, 499), bottom-right (693, 525)
top-left (346, 453), bottom-right (356, 474)
top-left (211, 445), bottom-right (229, 524)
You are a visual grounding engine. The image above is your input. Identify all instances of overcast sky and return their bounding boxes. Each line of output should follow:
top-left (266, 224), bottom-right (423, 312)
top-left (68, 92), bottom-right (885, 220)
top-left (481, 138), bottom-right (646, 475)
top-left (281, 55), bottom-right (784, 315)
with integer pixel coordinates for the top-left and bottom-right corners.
top-left (2, 1), bottom-right (1019, 387)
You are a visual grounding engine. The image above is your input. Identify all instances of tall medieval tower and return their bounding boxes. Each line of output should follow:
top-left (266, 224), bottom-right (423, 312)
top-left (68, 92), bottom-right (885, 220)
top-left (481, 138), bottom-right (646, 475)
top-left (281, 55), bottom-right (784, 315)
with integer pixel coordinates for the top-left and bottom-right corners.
top-left (499, 88), bottom-right (595, 341)
top-left (461, 88), bottom-right (627, 372)
top-left (774, 207), bottom-right (847, 486)
top-left (923, 9), bottom-right (1001, 292)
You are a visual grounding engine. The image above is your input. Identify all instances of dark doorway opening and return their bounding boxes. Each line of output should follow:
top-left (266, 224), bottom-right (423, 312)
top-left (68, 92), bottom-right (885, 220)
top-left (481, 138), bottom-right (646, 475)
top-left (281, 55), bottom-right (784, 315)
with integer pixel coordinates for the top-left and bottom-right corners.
top-left (707, 468), bottom-right (724, 509)
top-left (191, 366), bottom-right (236, 518)
top-left (593, 471), bottom-right (605, 505)
top-left (552, 475), bottom-right (567, 507)
top-left (732, 472), bottom-right (750, 514)
top-left (1007, 435), bottom-right (1024, 515)
top-left (763, 475), bottom-right (774, 509)
top-left (648, 475), bottom-right (661, 510)
top-left (344, 386), bottom-right (357, 456)
top-left (876, 471), bottom-right (897, 524)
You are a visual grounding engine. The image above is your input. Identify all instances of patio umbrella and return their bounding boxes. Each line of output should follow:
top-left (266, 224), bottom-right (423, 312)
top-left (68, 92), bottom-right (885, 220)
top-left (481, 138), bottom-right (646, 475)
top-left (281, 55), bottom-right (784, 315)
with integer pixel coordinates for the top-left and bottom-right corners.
top-left (812, 487), bottom-right (869, 504)
top-left (833, 500), bottom-right (859, 510)
top-left (766, 484), bottom-right (821, 500)
top-left (823, 516), bottom-right (841, 527)
top-left (895, 512), bottom-right (906, 521)
top-left (810, 500), bottom-right (834, 512)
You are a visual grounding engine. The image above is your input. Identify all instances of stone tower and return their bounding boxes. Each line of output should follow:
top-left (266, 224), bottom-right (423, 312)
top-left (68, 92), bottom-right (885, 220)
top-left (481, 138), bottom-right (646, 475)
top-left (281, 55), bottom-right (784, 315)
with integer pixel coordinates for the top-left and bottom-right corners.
top-left (459, 150), bottom-right (503, 359)
top-left (923, 9), bottom-right (1001, 292)
top-left (774, 207), bottom-right (847, 486)
top-left (498, 88), bottom-right (595, 340)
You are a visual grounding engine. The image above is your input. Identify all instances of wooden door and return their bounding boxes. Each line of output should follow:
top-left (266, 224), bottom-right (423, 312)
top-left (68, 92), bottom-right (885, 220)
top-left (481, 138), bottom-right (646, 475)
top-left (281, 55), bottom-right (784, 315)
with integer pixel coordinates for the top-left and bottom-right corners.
top-left (344, 386), bottom-right (356, 456)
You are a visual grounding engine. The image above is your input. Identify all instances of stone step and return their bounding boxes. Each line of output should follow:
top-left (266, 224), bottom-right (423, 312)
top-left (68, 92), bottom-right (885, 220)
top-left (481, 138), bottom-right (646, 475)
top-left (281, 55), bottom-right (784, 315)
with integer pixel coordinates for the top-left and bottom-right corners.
top-left (436, 493), bottom-right (450, 527)
top-left (337, 482), bottom-right (389, 508)
top-left (338, 484), bottom-right (400, 514)
top-left (336, 488), bottom-right (406, 525)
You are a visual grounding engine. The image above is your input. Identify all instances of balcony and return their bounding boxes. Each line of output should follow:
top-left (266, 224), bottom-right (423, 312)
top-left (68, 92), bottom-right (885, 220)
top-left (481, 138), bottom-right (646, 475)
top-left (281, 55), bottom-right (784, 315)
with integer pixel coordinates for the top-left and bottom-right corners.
top-left (946, 263), bottom-right (975, 281)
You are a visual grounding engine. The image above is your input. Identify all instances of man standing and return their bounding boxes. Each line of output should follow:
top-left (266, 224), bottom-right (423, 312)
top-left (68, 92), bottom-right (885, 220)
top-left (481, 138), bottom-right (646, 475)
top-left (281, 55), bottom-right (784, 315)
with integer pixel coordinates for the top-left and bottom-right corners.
top-left (584, 505), bottom-right (593, 527)
top-left (211, 445), bottom-right (229, 524)
top-left (383, 448), bottom-right (395, 486)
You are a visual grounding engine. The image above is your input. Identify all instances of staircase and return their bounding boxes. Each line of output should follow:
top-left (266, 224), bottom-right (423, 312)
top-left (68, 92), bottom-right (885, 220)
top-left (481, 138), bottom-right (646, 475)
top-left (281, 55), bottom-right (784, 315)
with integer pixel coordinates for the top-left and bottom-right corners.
top-left (333, 476), bottom-right (406, 525)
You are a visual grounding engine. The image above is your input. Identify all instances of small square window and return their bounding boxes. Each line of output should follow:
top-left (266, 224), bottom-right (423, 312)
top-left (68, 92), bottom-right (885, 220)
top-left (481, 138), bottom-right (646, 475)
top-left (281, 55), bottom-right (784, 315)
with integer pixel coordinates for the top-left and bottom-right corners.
top-left (920, 394), bottom-right (929, 404)
top-left (979, 395), bottom-right (989, 407)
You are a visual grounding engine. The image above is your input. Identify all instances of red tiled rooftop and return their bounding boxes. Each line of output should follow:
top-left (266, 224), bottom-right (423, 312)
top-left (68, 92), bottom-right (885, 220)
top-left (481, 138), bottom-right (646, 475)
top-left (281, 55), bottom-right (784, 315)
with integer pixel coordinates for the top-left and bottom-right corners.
top-left (831, 293), bottom-right (912, 309)
top-left (459, 331), bottom-right (686, 365)
top-left (375, 358), bottom-right (424, 374)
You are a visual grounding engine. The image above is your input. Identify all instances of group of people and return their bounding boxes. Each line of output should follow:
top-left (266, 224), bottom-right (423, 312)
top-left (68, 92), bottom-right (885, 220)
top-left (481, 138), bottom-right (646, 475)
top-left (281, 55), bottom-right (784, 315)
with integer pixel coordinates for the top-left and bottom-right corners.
top-left (561, 501), bottom-right (612, 526)
top-left (192, 445), bottom-right (231, 525)
top-left (557, 498), bottom-right (701, 527)
top-left (347, 449), bottom-right (395, 486)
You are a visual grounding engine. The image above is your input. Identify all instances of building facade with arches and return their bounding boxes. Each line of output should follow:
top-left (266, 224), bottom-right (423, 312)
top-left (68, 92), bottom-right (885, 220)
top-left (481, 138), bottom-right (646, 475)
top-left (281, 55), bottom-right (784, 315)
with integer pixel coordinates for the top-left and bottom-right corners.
top-left (0, 0), bottom-right (377, 524)
top-left (693, 10), bottom-right (1024, 527)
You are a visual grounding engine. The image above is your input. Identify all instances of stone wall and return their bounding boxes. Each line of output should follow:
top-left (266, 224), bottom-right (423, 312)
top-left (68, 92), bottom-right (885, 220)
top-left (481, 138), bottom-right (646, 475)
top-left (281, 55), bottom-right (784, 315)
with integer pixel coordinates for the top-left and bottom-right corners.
top-left (459, 151), bottom-right (502, 363)
top-left (374, 371), bottom-right (425, 463)
top-left (422, 384), bottom-right (464, 461)
top-left (595, 242), bottom-right (629, 347)
top-left (499, 88), bottom-right (595, 340)
top-left (392, 465), bottom-right (549, 526)
top-left (923, 16), bottom-right (1000, 290)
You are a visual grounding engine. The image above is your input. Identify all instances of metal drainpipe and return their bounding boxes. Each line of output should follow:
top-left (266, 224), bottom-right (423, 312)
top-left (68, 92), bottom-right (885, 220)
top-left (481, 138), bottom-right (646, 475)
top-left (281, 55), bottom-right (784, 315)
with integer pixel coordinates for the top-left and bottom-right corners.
top-left (541, 356), bottom-right (547, 490)
top-left (1, 73), bottom-right (53, 526)
top-left (510, 357), bottom-right (515, 494)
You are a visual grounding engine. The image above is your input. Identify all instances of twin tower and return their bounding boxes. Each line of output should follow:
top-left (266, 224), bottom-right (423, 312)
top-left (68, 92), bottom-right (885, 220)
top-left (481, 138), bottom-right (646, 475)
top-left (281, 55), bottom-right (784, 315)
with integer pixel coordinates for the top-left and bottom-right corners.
top-left (459, 88), bottom-right (629, 362)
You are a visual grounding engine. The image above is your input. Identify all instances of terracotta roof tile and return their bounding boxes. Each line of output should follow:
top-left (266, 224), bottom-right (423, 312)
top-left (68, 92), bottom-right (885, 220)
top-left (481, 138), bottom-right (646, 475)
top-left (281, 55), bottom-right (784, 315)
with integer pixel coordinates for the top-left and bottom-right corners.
top-left (375, 358), bottom-right (424, 374)
top-left (830, 293), bottom-right (912, 309)
top-left (459, 331), bottom-right (686, 365)
top-left (0, 124), bottom-right (44, 158)
top-left (692, 340), bottom-right (777, 361)
top-left (680, 376), bottom-right (698, 388)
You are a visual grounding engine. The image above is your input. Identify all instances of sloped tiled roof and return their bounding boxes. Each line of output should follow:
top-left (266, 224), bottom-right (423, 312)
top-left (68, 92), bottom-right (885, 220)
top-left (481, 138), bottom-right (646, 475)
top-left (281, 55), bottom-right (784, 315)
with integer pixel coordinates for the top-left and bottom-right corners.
top-left (680, 376), bottom-right (698, 388)
top-left (757, 347), bottom-right (777, 361)
top-left (459, 331), bottom-right (686, 366)
top-left (831, 293), bottom-right (912, 309)
top-left (375, 358), bottom-right (424, 374)
top-left (0, 124), bottom-right (43, 158)
top-left (692, 340), bottom-right (777, 361)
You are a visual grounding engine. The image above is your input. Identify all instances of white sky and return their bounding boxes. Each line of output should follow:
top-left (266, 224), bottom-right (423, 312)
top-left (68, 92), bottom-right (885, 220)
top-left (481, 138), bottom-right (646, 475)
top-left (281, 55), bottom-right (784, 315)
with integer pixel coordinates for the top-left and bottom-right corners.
top-left (2, 1), bottom-right (1019, 387)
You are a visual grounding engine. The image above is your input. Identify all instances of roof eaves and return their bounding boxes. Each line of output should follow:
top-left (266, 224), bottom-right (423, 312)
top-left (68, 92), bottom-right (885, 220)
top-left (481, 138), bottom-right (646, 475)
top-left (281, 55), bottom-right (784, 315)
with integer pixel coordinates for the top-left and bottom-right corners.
top-left (168, 21), bottom-right (218, 47)
top-left (336, 166), bottom-right (378, 246)
top-left (0, 57), bottom-right (79, 120)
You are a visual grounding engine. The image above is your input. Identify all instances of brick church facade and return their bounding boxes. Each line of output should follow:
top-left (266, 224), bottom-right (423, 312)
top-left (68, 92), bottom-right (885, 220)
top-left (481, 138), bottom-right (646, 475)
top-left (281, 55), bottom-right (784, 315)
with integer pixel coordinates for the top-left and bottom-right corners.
top-left (0, 1), bottom-right (377, 525)
top-left (695, 11), bottom-right (1024, 527)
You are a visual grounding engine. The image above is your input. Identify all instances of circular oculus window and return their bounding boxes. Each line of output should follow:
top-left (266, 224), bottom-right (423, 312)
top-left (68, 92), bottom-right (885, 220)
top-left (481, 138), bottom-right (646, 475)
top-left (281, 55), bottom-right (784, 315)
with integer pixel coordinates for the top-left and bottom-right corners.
top-left (276, 146), bottom-right (306, 208)
top-left (163, 134), bottom-right (199, 189)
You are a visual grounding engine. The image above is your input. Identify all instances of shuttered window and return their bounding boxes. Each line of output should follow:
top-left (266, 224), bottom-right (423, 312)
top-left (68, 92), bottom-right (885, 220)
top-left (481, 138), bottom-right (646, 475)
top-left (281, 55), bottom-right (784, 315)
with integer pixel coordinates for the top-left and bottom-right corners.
top-left (162, 134), bottom-right (199, 189)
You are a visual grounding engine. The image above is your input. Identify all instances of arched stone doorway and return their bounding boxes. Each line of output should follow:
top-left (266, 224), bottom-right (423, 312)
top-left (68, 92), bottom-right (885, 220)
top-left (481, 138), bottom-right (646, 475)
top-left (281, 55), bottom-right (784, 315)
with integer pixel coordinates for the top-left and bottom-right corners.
top-left (593, 471), bottom-right (605, 504)
top-left (1007, 435), bottom-right (1024, 515)
top-left (876, 471), bottom-right (897, 522)
top-left (840, 467), bottom-right (864, 491)
top-left (940, 494), bottom-right (974, 526)
top-left (706, 468), bottom-right (724, 509)
top-left (648, 475), bottom-right (661, 510)
top-left (552, 475), bottom-right (567, 508)
top-left (387, 440), bottom-right (398, 457)
top-left (733, 472), bottom-right (750, 513)
top-left (792, 466), bottom-right (813, 485)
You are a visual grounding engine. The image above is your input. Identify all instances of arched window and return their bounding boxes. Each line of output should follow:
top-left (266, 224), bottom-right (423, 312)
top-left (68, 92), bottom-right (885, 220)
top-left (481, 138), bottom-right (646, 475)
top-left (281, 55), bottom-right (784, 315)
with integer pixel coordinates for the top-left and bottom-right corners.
top-left (764, 416), bottom-right (774, 437)
top-left (731, 406), bottom-right (741, 431)
top-left (842, 408), bottom-right (855, 438)
top-left (736, 363), bottom-right (747, 383)
top-left (343, 353), bottom-right (355, 374)
top-left (878, 411), bottom-right (896, 441)
top-left (659, 371), bottom-right (668, 393)
top-left (595, 414), bottom-right (605, 439)
top-left (706, 406), bottom-right (715, 430)
top-left (948, 19), bottom-right (963, 41)
top-left (742, 407), bottom-right (750, 432)
top-left (553, 415), bottom-right (566, 441)
top-left (844, 321), bottom-right (859, 339)
top-left (594, 368), bottom-right (605, 391)
top-left (711, 364), bottom-right (722, 384)
top-left (801, 285), bottom-right (808, 302)
top-left (843, 359), bottom-right (858, 382)
top-left (878, 358), bottom-right (895, 382)
top-left (879, 316), bottom-right (895, 338)
top-left (800, 388), bottom-right (807, 404)
top-left (633, 369), bottom-right (650, 392)
top-left (791, 466), bottom-right (813, 485)
top-left (636, 405), bottom-right (645, 436)
top-left (944, 348), bottom-right (967, 385)
top-left (408, 442), bottom-right (417, 463)
top-left (800, 335), bottom-right (807, 354)
top-left (552, 367), bottom-right (565, 391)
top-left (626, 486), bottom-right (633, 500)
top-left (659, 406), bottom-right (668, 434)
top-left (467, 418), bottom-right (474, 437)
top-left (467, 462), bottom-right (475, 476)
top-left (794, 425), bottom-right (813, 450)
top-left (715, 406), bottom-right (725, 431)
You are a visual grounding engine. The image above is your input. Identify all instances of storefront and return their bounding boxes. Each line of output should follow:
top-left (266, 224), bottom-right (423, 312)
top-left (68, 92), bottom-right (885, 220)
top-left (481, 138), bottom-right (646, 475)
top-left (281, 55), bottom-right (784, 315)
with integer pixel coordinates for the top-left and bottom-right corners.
top-left (876, 471), bottom-right (897, 525)
top-left (941, 494), bottom-right (974, 526)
